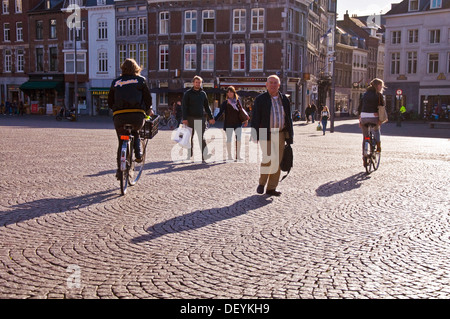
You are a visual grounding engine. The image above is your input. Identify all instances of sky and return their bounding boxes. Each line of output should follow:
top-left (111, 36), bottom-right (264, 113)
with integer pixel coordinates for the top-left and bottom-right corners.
top-left (336, 0), bottom-right (400, 18)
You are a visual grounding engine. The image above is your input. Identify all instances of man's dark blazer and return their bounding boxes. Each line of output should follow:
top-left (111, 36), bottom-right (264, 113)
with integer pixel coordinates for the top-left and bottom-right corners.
top-left (251, 91), bottom-right (294, 145)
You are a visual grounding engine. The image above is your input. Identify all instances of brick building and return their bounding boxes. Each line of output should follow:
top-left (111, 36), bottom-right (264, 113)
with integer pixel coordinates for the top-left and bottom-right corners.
top-left (147, 0), bottom-right (310, 114)
top-left (0, 0), bottom-right (41, 107)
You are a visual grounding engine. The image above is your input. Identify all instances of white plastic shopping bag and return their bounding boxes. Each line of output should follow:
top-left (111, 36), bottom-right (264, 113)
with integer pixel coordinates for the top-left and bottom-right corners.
top-left (171, 125), bottom-right (192, 149)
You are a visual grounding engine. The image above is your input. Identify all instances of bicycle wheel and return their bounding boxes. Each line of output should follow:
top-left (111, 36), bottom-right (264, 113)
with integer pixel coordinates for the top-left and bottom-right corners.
top-left (129, 138), bottom-right (147, 186)
top-left (120, 141), bottom-right (130, 195)
top-left (167, 118), bottom-right (177, 130)
top-left (373, 150), bottom-right (381, 171)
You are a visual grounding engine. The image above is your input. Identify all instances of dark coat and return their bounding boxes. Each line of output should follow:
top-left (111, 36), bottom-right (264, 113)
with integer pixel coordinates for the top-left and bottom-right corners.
top-left (214, 100), bottom-right (242, 129)
top-left (251, 91), bottom-right (294, 145)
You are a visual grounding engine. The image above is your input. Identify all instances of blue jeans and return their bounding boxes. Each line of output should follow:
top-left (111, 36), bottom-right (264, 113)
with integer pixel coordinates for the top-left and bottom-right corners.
top-left (321, 118), bottom-right (327, 134)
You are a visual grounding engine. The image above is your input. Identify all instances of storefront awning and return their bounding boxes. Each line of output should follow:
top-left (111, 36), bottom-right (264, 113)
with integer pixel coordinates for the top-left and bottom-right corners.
top-left (20, 81), bottom-right (64, 92)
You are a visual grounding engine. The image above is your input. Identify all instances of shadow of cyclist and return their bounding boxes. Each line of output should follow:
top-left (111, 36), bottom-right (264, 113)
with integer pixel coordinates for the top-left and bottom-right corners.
top-left (315, 172), bottom-right (371, 197)
top-left (0, 189), bottom-right (117, 227)
top-left (131, 194), bottom-right (273, 243)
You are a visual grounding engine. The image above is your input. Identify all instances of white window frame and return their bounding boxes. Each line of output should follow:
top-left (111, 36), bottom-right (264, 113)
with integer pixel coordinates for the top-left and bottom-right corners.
top-left (117, 19), bottom-right (126, 37)
top-left (427, 53), bottom-right (439, 74)
top-left (447, 52), bottom-right (450, 73)
top-left (184, 44), bottom-right (197, 70)
top-left (201, 44), bottom-right (214, 71)
top-left (3, 23), bottom-right (10, 41)
top-left (98, 20), bottom-right (107, 40)
top-left (251, 8), bottom-right (264, 32)
top-left (16, 21), bottom-right (23, 41)
top-left (286, 43), bottom-right (292, 70)
top-left (138, 17), bottom-right (147, 36)
top-left (139, 43), bottom-right (147, 68)
top-left (429, 29), bottom-right (440, 44)
top-left (159, 44), bottom-right (169, 70)
top-left (128, 18), bottom-right (137, 36)
top-left (118, 44), bottom-right (127, 66)
top-left (250, 43), bottom-right (264, 71)
top-left (65, 52), bottom-right (86, 74)
top-left (408, 29), bottom-right (418, 43)
top-left (232, 43), bottom-right (245, 71)
top-left (159, 12), bottom-right (169, 35)
top-left (408, 0), bottom-right (419, 11)
top-left (391, 31), bottom-right (401, 44)
top-left (98, 50), bottom-right (108, 73)
top-left (233, 9), bottom-right (246, 33)
top-left (49, 19), bottom-right (57, 39)
top-left (407, 51), bottom-right (417, 74)
top-left (4, 49), bottom-right (12, 72)
top-left (202, 10), bottom-right (215, 33)
top-left (2, 0), bottom-right (9, 14)
top-left (128, 43), bottom-right (137, 61)
top-left (15, 0), bottom-right (22, 13)
top-left (391, 52), bottom-right (400, 75)
top-left (430, 0), bottom-right (442, 9)
top-left (185, 10), bottom-right (197, 34)
top-left (17, 49), bottom-right (24, 72)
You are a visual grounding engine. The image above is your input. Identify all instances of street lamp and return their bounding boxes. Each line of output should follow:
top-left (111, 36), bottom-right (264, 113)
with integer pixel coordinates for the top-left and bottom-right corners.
top-left (329, 0), bottom-right (337, 133)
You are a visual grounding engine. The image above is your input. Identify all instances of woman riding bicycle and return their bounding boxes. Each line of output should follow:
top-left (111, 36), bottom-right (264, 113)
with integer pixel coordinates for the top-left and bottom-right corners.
top-left (108, 58), bottom-right (153, 179)
top-left (358, 78), bottom-right (386, 164)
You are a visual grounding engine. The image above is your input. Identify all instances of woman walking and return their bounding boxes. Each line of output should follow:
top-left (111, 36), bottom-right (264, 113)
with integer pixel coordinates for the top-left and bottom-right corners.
top-left (214, 86), bottom-right (248, 161)
top-left (320, 105), bottom-right (330, 135)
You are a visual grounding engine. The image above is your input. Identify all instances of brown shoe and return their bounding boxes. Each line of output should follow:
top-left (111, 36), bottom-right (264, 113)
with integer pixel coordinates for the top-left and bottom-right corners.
top-left (256, 185), bottom-right (265, 194)
top-left (266, 189), bottom-right (281, 196)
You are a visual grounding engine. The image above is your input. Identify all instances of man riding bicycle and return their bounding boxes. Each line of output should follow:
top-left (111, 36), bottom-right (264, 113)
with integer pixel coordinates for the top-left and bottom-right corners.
top-left (108, 58), bottom-right (153, 179)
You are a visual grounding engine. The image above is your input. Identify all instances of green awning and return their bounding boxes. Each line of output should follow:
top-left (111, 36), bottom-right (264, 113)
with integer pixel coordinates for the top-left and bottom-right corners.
top-left (20, 81), bottom-right (63, 91)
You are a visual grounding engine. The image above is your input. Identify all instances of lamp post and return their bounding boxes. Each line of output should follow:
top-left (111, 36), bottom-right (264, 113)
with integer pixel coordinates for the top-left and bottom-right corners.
top-left (329, 0), bottom-right (337, 133)
top-left (73, 24), bottom-right (78, 120)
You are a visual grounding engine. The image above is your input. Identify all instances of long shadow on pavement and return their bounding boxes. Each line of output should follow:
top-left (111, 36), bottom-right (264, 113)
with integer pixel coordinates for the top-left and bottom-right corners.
top-left (131, 194), bottom-right (273, 242)
top-left (0, 189), bottom-right (117, 227)
top-left (316, 172), bottom-right (370, 197)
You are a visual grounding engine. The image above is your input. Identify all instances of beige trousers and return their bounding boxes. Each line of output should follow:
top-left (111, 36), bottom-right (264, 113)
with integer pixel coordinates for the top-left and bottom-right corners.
top-left (259, 130), bottom-right (288, 191)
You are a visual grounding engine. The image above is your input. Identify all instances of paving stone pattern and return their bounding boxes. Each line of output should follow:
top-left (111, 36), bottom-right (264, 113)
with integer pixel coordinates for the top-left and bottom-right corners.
top-left (0, 116), bottom-right (449, 299)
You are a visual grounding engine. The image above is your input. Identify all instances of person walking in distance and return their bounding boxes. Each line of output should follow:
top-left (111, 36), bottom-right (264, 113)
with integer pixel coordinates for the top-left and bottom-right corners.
top-left (251, 75), bottom-right (294, 197)
top-left (182, 76), bottom-right (215, 162)
top-left (320, 105), bottom-right (330, 135)
top-left (214, 86), bottom-right (248, 161)
top-left (108, 58), bottom-right (153, 179)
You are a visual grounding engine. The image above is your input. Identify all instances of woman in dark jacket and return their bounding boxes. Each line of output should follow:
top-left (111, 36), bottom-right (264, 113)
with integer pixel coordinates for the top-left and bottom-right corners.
top-left (358, 78), bottom-right (386, 162)
top-left (214, 86), bottom-right (248, 161)
top-left (108, 58), bottom-right (153, 179)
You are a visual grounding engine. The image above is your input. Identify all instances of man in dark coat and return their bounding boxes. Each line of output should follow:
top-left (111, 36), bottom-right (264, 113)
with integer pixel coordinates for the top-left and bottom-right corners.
top-left (251, 75), bottom-right (294, 196)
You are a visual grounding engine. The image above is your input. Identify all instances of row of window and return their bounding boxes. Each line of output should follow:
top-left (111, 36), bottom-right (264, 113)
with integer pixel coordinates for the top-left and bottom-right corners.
top-left (1, 0), bottom-right (22, 14)
top-left (390, 52), bottom-right (450, 74)
top-left (408, 0), bottom-right (442, 11)
top-left (390, 29), bottom-right (448, 45)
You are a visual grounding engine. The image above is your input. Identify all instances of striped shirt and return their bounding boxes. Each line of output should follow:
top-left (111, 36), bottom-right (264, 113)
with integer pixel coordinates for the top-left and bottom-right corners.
top-left (270, 95), bottom-right (285, 130)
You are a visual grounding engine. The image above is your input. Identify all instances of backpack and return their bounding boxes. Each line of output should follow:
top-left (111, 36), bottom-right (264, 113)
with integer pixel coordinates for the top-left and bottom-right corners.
top-left (280, 144), bottom-right (293, 182)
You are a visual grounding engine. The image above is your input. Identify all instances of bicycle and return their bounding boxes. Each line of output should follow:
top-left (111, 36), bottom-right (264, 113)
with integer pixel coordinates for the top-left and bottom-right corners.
top-left (118, 124), bottom-right (148, 195)
top-left (159, 112), bottom-right (178, 130)
top-left (363, 123), bottom-right (381, 174)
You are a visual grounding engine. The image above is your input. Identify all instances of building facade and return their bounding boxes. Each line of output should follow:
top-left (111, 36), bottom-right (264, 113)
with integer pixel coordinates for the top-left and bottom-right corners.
top-left (0, 0), bottom-right (41, 108)
top-left (384, 0), bottom-right (450, 119)
top-left (86, 0), bottom-right (115, 115)
top-left (147, 0), bottom-right (310, 114)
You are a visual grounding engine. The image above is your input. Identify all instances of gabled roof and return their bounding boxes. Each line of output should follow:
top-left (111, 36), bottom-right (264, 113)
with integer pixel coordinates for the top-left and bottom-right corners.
top-left (86, 0), bottom-right (115, 6)
top-left (386, 0), bottom-right (450, 15)
top-left (30, 0), bottom-right (64, 12)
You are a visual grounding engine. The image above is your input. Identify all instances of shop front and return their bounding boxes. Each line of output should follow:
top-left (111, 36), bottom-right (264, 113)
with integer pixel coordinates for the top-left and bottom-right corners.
top-left (90, 88), bottom-right (110, 116)
top-left (19, 77), bottom-right (64, 115)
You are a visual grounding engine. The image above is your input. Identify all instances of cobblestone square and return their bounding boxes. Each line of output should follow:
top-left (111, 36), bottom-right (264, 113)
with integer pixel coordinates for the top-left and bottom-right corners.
top-left (0, 115), bottom-right (449, 299)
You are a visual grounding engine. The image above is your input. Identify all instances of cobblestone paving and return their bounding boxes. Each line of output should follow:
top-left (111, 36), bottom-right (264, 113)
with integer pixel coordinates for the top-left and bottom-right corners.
top-left (0, 115), bottom-right (449, 299)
